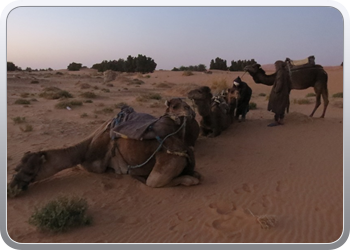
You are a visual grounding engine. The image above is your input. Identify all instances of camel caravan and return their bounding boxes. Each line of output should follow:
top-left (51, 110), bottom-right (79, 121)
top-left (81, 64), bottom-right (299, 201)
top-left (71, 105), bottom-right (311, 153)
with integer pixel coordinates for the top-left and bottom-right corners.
top-left (8, 56), bottom-right (329, 196)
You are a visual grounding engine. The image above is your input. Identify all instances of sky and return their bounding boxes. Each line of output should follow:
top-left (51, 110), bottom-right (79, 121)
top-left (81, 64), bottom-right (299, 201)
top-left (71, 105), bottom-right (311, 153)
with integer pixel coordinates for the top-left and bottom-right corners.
top-left (6, 6), bottom-right (344, 70)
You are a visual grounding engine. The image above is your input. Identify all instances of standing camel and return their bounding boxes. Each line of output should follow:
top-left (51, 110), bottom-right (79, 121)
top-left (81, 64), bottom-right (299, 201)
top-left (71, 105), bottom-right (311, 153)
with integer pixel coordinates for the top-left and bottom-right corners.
top-left (244, 62), bottom-right (329, 118)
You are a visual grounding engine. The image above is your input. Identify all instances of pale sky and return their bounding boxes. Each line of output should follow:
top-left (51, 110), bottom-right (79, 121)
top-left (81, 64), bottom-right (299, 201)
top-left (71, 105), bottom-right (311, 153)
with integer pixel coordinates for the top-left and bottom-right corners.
top-left (7, 6), bottom-right (344, 70)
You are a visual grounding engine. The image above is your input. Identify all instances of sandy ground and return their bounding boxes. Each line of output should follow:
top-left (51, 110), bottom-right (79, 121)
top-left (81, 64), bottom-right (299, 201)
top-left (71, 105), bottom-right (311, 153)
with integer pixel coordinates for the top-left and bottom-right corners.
top-left (6, 66), bottom-right (343, 243)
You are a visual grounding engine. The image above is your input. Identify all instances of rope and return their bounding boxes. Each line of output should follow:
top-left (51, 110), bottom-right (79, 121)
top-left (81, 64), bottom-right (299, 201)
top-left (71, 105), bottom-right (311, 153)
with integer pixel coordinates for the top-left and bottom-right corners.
top-left (126, 117), bottom-right (187, 174)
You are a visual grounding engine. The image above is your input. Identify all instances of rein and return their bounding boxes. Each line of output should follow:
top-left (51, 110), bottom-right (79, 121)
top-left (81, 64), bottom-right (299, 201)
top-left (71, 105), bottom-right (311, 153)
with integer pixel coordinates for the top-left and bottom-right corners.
top-left (126, 116), bottom-right (187, 174)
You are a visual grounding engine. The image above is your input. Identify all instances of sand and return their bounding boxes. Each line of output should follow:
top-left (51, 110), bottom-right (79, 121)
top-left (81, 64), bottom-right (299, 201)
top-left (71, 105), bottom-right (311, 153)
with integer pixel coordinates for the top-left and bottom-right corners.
top-left (6, 66), bottom-right (343, 243)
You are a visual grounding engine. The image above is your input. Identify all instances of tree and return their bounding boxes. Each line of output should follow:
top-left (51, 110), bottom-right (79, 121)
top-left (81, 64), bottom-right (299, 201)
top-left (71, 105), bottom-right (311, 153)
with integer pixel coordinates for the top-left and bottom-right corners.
top-left (209, 57), bottom-right (227, 70)
top-left (7, 62), bottom-right (17, 71)
top-left (67, 62), bottom-right (82, 71)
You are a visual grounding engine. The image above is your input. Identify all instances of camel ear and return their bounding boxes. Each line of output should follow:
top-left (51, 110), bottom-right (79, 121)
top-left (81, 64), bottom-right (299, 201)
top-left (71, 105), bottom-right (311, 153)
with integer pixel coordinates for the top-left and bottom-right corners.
top-left (164, 100), bottom-right (169, 107)
top-left (257, 64), bottom-right (261, 68)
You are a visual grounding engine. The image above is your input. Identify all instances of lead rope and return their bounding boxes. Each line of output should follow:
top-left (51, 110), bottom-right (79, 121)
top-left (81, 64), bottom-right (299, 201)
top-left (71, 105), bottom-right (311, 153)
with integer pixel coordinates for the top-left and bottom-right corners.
top-left (126, 117), bottom-right (187, 174)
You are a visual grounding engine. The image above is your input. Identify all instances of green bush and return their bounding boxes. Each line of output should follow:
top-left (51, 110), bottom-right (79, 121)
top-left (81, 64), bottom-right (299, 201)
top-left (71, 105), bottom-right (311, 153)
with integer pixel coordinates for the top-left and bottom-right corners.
top-left (249, 102), bottom-right (257, 110)
top-left (29, 196), bottom-right (92, 232)
top-left (67, 62), bottom-right (82, 71)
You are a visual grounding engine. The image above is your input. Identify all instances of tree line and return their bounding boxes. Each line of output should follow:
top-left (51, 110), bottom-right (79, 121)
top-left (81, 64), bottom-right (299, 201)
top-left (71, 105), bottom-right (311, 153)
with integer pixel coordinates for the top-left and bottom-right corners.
top-left (7, 56), bottom-right (256, 73)
top-left (92, 54), bottom-right (157, 73)
top-left (210, 57), bottom-right (257, 71)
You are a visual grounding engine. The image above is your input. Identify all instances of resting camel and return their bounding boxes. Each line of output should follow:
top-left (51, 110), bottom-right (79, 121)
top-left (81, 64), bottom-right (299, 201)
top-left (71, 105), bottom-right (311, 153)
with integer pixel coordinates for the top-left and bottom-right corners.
top-left (8, 98), bottom-right (201, 197)
top-left (188, 86), bottom-right (231, 137)
top-left (244, 62), bottom-right (329, 118)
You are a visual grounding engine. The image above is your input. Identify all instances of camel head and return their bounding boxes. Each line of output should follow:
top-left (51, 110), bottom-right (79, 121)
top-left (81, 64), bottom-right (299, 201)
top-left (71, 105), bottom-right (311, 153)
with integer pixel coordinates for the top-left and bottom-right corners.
top-left (8, 151), bottom-right (47, 196)
top-left (187, 86), bottom-right (212, 101)
top-left (227, 87), bottom-right (238, 104)
top-left (187, 86), bottom-right (213, 117)
top-left (165, 98), bottom-right (196, 120)
top-left (244, 63), bottom-right (262, 76)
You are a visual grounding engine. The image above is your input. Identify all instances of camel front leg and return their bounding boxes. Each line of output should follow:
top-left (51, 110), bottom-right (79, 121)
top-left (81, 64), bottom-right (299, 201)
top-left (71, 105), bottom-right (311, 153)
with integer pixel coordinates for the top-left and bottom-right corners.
top-left (145, 153), bottom-right (200, 188)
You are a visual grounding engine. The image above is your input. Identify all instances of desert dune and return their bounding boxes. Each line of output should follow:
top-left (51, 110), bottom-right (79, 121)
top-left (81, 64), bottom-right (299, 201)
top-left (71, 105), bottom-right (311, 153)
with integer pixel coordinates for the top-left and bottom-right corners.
top-left (6, 65), bottom-right (343, 243)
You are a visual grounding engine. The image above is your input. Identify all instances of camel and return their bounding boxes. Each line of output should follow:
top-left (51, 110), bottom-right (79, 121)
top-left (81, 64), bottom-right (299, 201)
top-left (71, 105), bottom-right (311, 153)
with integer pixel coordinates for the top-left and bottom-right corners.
top-left (244, 62), bottom-right (329, 118)
top-left (8, 99), bottom-right (201, 197)
top-left (188, 86), bottom-right (231, 137)
top-left (220, 88), bottom-right (236, 123)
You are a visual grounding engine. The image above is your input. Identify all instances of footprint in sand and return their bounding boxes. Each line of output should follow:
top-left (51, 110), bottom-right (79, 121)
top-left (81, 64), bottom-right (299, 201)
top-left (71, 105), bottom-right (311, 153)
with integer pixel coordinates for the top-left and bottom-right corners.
top-left (209, 201), bottom-right (236, 215)
top-left (210, 219), bottom-right (242, 239)
top-left (234, 183), bottom-right (256, 194)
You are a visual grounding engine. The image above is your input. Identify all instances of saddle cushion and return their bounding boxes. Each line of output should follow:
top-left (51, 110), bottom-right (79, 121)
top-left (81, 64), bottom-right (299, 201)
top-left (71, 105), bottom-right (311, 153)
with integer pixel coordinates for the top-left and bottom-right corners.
top-left (110, 106), bottom-right (182, 140)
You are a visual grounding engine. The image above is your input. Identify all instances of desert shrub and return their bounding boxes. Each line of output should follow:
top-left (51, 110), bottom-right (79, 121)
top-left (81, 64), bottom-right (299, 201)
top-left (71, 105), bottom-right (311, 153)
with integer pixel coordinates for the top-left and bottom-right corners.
top-left (14, 99), bottom-right (30, 105)
top-left (55, 100), bottom-right (83, 109)
top-left (136, 93), bottom-right (162, 102)
top-left (182, 71), bottom-right (193, 76)
top-left (294, 98), bottom-right (310, 105)
top-left (67, 62), bottom-right (82, 71)
top-left (258, 93), bottom-right (266, 97)
top-left (80, 92), bottom-right (97, 99)
top-left (20, 124), bottom-right (33, 132)
top-left (333, 92), bottom-right (343, 98)
top-left (30, 80), bottom-right (39, 84)
top-left (12, 117), bottom-right (26, 124)
top-left (249, 102), bottom-right (257, 110)
top-left (20, 93), bottom-right (30, 98)
top-left (28, 196), bottom-right (92, 233)
top-left (155, 82), bottom-right (171, 88)
top-left (56, 72), bottom-right (64, 75)
top-left (101, 88), bottom-right (110, 93)
top-left (39, 88), bottom-right (73, 99)
top-left (84, 100), bottom-right (93, 103)
top-left (306, 93), bottom-right (316, 97)
top-left (80, 113), bottom-right (88, 118)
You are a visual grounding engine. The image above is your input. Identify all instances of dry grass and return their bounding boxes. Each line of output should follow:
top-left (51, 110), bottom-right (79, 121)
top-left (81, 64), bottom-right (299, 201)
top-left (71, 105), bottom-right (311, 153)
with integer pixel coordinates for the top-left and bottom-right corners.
top-left (14, 99), bottom-right (30, 105)
top-left (12, 116), bottom-right (26, 124)
top-left (80, 92), bottom-right (97, 99)
top-left (210, 78), bottom-right (228, 95)
top-left (247, 209), bottom-right (277, 229)
top-left (249, 102), bottom-right (257, 110)
top-left (55, 100), bottom-right (83, 109)
top-left (182, 71), bottom-right (194, 76)
top-left (28, 196), bottom-right (92, 233)
top-left (39, 87), bottom-right (73, 99)
top-left (136, 93), bottom-right (162, 102)
top-left (332, 92), bottom-right (343, 98)
top-left (306, 92), bottom-right (316, 97)
top-left (20, 124), bottom-right (33, 132)
top-left (294, 98), bottom-right (311, 105)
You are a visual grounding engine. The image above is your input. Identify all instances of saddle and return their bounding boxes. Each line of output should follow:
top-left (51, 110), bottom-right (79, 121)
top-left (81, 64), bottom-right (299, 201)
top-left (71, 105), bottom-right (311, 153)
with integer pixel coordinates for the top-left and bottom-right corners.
top-left (109, 106), bottom-right (183, 141)
top-left (285, 56), bottom-right (317, 70)
top-left (211, 95), bottom-right (230, 114)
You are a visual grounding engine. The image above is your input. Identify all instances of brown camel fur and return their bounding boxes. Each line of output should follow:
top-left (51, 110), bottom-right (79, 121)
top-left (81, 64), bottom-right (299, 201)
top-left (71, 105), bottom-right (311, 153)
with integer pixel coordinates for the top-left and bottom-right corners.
top-left (188, 86), bottom-right (231, 137)
top-left (244, 62), bottom-right (329, 118)
top-left (8, 99), bottom-right (201, 197)
top-left (165, 98), bottom-right (200, 147)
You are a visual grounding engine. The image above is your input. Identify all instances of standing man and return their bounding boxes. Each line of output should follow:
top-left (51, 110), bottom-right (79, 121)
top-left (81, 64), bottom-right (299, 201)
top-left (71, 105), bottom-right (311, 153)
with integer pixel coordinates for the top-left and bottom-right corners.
top-left (267, 60), bottom-right (290, 126)
top-left (232, 76), bottom-right (252, 122)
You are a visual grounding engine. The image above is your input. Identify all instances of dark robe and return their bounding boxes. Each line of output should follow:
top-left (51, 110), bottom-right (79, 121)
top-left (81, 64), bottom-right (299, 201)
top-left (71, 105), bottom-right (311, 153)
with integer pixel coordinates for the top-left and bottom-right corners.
top-left (267, 61), bottom-right (290, 115)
